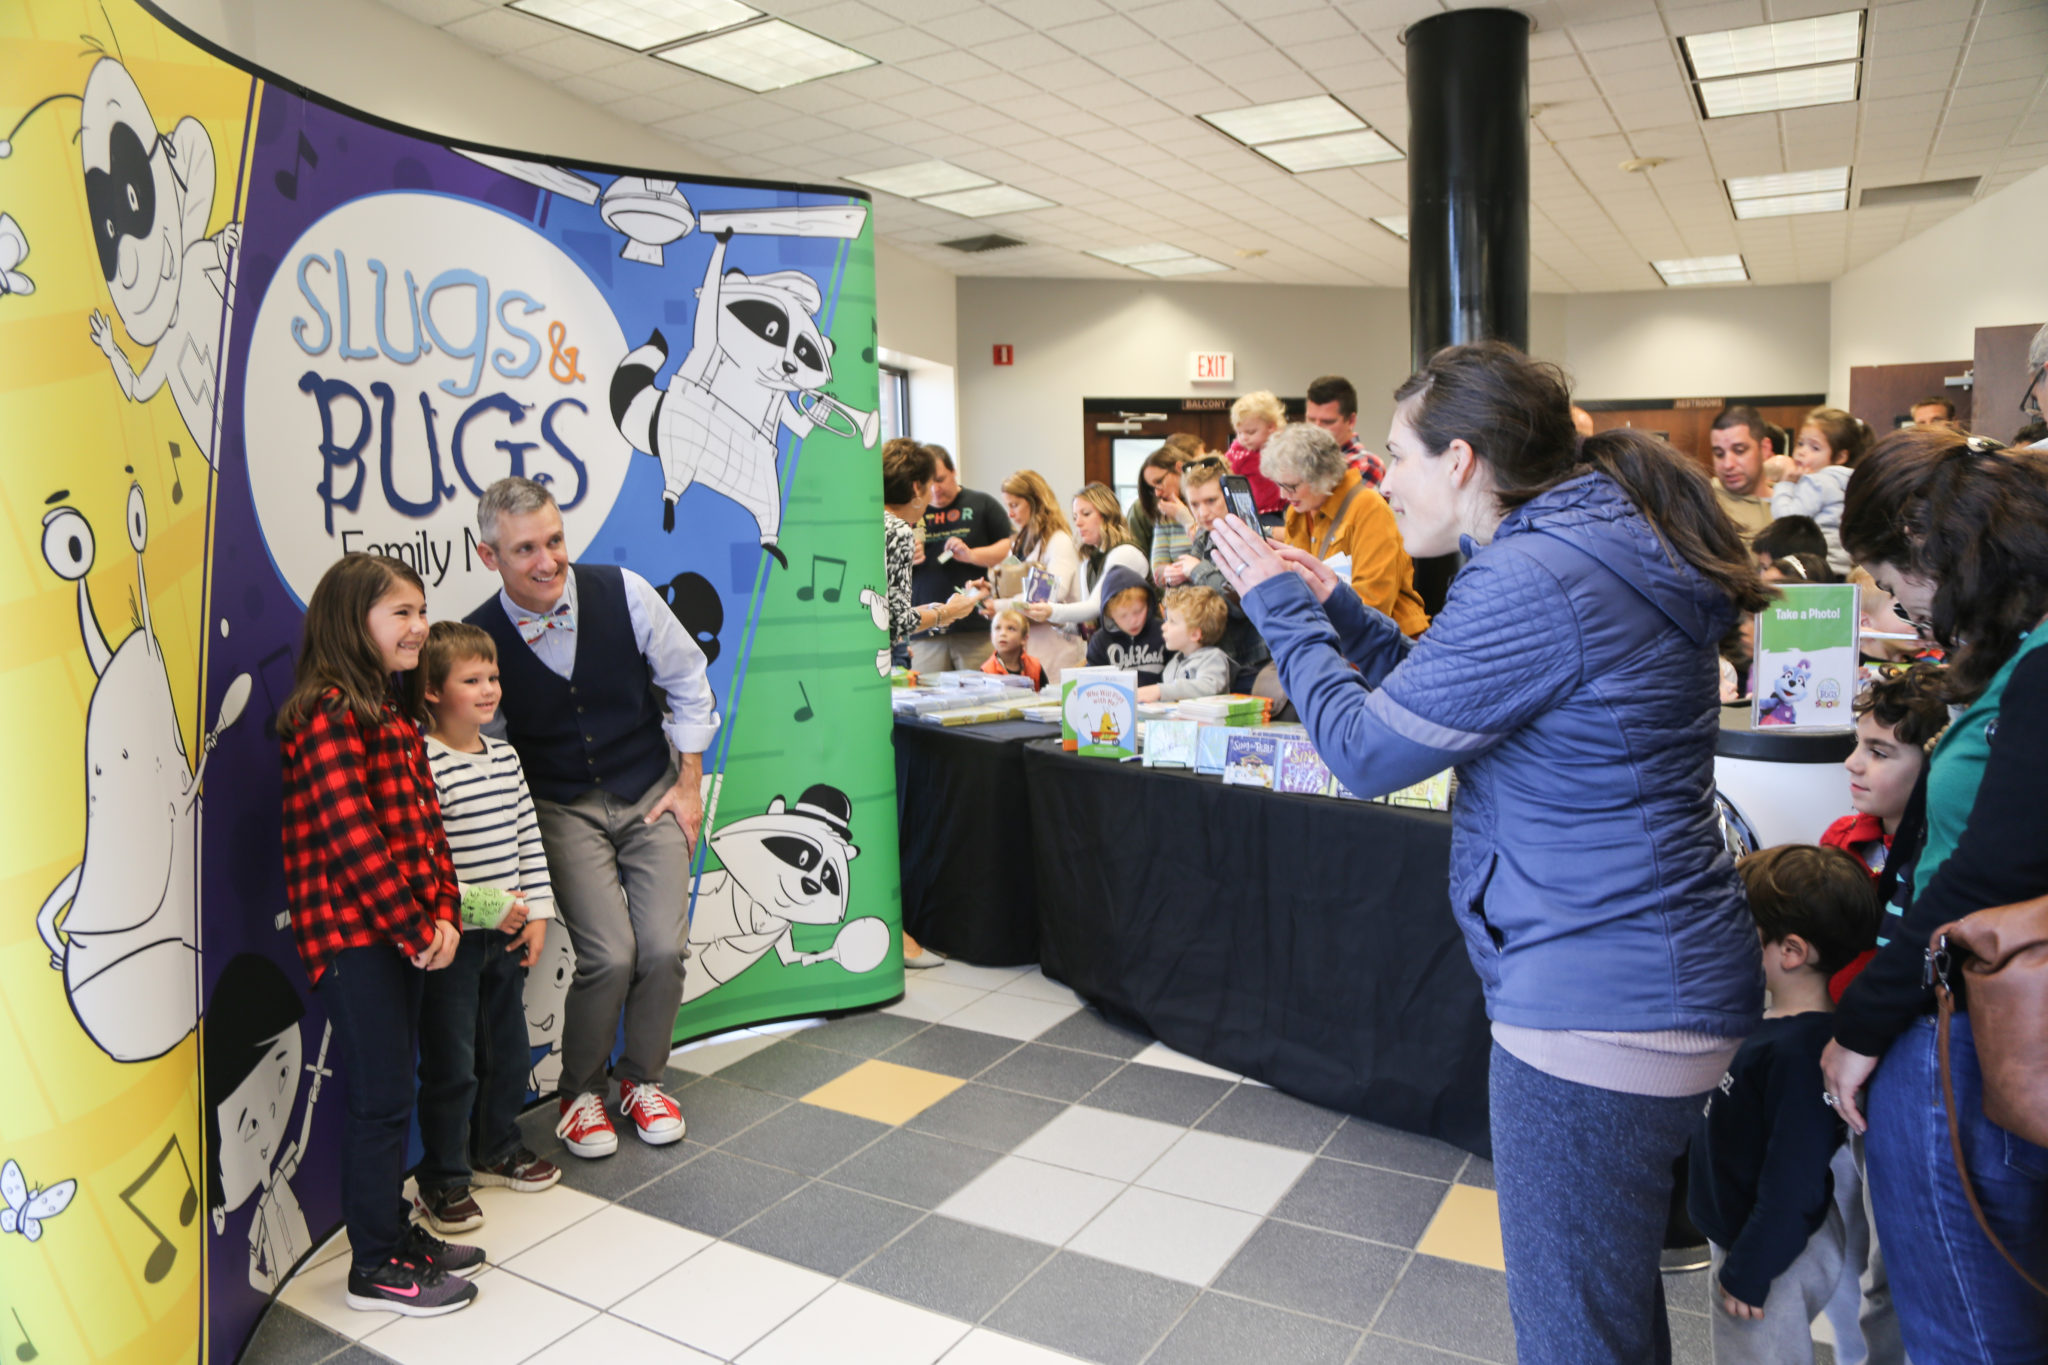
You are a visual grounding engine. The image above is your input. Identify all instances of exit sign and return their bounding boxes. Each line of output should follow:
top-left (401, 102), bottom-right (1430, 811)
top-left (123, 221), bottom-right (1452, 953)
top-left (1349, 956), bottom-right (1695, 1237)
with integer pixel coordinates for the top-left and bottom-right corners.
top-left (1190, 351), bottom-right (1234, 383)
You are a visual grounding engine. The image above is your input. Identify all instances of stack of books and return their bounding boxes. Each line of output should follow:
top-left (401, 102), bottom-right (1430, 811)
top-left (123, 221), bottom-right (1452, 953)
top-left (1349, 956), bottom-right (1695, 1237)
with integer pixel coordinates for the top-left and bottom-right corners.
top-left (1174, 694), bottom-right (1273, 726)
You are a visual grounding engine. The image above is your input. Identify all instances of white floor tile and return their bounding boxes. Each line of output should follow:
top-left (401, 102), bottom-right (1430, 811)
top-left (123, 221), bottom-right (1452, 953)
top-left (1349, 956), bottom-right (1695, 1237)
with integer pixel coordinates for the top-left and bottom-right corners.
top-left (1067, 1187), bottom-right (1261, 1286)
top-left (938, 1155), bottom-right (1123, 1245)
top-left (613, 1240), bottom-right (833, 1359)
top-left (672, 1030), bottom-right (785, 1074)
top-left (942, 993), bottom-right (1080, 1042)
top-left (883, 977), bottom-right (989, 1022)
top-left (737, 1283), bottom-right (970, 1365)
top-left (467, 1182), bottom-right (608, 1261)
top-left (276, 1245), bottom-right (398, 1339)
top-left (502, 1204), bottom-right (713, 1308)
top-left (358, 1267), bottom-right (595, 1365)
top-left (941, 1328), bottom-right (1095, 1364)
top-left (996, 970), bottom-right (1085, 1007)
top-left (1135, 1130), bottom-right (1315, 1215)
top-left (522, 1313), bottom-right (723, 1365)
top-left (923, 961), bottom-right (1033, 992)
top-left (1132, 1041), bottom-right (1242, 1083)
top-left (1013, 1107), bottom-right (1183, 1182)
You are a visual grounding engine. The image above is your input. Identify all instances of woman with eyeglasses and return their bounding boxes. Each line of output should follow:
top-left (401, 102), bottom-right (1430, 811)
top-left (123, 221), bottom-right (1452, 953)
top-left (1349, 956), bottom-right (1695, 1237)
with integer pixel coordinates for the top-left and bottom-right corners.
top-left (1260, 422), bottom-right (1428, 637)
top-left (1822, 429), bottom-right (2048, 1363)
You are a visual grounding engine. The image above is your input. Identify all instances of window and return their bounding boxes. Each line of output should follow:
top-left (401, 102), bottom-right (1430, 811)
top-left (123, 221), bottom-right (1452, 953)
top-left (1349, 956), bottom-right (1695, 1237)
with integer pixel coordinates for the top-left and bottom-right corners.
top-left (1111, 438), bottom-right (1156, 512)
top-left (879, 365), bottom-right (911, 442)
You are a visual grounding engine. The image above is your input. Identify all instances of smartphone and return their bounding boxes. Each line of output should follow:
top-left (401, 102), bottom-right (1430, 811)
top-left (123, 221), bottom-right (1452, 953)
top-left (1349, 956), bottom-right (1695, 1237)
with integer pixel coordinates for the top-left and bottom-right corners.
top-left (1220, 474), bottom-right (1263, 529)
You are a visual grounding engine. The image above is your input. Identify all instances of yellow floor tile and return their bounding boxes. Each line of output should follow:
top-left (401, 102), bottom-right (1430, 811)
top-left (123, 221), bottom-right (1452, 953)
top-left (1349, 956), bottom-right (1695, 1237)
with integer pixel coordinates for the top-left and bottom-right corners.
top-left (1415, 1183), bottom-right (1505, 1271)
top-left (801, 1059), bottom-right (965, 1125)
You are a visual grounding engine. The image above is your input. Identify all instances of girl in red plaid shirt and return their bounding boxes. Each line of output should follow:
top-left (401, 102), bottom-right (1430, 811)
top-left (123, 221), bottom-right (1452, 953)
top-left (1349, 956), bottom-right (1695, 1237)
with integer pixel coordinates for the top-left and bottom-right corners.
top-left (277, 554), bottom-right (484, 1317)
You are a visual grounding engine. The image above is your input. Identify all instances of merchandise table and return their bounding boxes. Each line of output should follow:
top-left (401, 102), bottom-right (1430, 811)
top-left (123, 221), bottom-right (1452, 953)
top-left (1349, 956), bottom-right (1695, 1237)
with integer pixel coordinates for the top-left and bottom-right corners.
top-left (1021, 739), bottom-right (1492, 1155)
top-left (892, 716), bottom-right (1060, 966)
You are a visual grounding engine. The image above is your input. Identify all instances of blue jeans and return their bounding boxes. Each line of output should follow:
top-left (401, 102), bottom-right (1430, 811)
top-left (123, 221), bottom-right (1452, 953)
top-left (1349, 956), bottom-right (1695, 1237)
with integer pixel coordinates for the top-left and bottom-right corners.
top-left (1490, 1044), bottom-right (1704, 1365)
top-left (416, 929), bottom-right (529, 1193)
top-left (1865, 1012), bottom-right (2048, 1365)
top-left (319, 943), bottom-right (423, 1271)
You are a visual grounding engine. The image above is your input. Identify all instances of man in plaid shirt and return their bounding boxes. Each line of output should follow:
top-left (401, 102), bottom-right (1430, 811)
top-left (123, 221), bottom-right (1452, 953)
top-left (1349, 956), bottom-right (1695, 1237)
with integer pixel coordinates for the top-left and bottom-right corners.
top-left (1304, 373), bottom-right (1387, 489)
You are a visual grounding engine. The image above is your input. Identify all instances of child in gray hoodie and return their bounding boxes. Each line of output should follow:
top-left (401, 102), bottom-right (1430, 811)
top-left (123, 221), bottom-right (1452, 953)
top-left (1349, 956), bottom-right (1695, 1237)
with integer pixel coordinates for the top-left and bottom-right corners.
top-left (1143, 586), bottom-right (1232, 702)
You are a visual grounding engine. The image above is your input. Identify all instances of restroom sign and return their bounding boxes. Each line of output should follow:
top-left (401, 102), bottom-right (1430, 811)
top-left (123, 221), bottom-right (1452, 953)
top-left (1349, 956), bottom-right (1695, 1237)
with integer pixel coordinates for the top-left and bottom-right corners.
top-left (1190, 351), bottom-right (1234, 382)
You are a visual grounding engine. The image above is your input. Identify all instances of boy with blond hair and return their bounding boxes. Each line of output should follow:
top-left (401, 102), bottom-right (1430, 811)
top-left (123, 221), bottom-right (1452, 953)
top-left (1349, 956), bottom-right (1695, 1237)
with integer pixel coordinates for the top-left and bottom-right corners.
top-left (1225, 389), bottom-right (1287, 518)
top-left (981, 606), bottom-right (1046, 691)
top-left (1142, 586), bottom-right (1231, 702)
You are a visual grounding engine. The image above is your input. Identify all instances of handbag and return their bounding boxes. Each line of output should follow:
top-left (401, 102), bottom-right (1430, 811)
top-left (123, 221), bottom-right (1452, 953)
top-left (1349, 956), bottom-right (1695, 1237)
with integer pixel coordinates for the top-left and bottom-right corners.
top-left (1929, 894), bottom-right (2048, 1297)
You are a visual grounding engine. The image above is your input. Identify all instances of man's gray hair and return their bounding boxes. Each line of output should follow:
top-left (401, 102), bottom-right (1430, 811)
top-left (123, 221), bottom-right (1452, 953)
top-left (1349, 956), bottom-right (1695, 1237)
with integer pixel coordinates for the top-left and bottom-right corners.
top-left (477, 477), bottom-right (557, 546)
top-left (1260, 423), bottom-right (1347, 495)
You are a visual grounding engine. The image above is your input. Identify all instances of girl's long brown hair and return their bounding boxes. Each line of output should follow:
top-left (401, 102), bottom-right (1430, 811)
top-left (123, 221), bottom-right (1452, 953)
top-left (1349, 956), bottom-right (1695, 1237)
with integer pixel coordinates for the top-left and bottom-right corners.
top-left (279, 553), bottom-right (427, 735)
top-left (1001, 469), bottom-right (1070, 562)
top-left (1072, 482), bottom-right (1136, 572)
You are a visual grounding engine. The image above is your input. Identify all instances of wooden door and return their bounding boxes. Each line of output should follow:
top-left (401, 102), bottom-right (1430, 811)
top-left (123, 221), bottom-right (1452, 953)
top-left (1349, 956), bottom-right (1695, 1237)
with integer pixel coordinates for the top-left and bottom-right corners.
top-left (1972, 323), bottom-right (2044, 446)
top-left (1579, 396), bottom-right (1826, 469)
top-left (1848, 361), bottom-right (1972, 435)
top-left (1081, 396), bottom-right (1303, 507)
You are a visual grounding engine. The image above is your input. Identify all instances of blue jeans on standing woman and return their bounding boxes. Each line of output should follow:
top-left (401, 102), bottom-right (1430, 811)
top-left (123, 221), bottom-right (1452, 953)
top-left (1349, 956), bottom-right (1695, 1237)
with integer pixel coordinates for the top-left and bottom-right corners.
top-left (416, 928), bottom-right (529, 1193)
top-left (1490, 1044), bottom-right (1705, 1365)
top-left (1865, 1012), bottom-right (2048, 1364)
top-left (318, 942), bottom-right (423, 1272)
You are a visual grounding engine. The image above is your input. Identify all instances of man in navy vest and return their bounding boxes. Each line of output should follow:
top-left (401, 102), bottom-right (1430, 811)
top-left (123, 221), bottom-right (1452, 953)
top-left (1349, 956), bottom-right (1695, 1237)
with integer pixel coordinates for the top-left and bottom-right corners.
top-left (468, 477), bottom-right (718, 1160)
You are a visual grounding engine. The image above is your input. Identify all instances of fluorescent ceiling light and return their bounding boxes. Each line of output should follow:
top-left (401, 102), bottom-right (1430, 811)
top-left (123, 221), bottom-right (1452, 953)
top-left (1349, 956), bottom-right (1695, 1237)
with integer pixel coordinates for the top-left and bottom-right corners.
top-left (1682, 11), bottom-right (1863, 80)
top-left (1732, 191), bottom-right (1848, 218)
top-left (1202, 95), bottom-right (1363, 147)
top-left (1653, 254), bottom-right (1748, 286)
top-left (1371, 215), bottom-right (1409, 239)
top-left (1698, 61), bottom-right (1858, 117)
top-left (1727, 167), bottom-right (1850, 199)
top-left (845, 161), bottom-right (994, 198)
top-left (1131, 255), bottom-right (1230, 277)
top-left (1086, 243), bottom-right (1192, 265)
top-left (511, 0), bottom-right (758, 50)
top-left (1256, 129), bottom-right (1403, 173)
top-left (918, 184), bottom-right (1056, 217)
top-left (656, 18), bottom-right (873, 91)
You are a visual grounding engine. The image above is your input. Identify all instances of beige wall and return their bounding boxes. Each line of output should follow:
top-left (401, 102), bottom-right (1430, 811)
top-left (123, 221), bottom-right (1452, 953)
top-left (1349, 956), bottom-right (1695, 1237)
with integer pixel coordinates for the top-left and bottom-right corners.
top-left (1556, 285), bottom-right (1832, 402)
top-left (1829, 163), bottom-right (2048, 411)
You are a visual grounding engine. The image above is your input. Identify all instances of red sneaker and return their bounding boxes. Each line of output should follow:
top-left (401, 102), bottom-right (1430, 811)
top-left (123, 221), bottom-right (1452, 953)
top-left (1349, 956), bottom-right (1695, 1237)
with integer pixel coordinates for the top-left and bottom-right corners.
top-left (618, 1078), bottom-right (686, 1145)
top-left (555, 1091), bottom-right (618, 1158)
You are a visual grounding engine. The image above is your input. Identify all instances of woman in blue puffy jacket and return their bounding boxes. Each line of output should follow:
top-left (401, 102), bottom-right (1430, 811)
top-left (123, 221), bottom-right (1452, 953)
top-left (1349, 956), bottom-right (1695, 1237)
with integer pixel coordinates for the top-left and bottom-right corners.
top-left (1210, 342), bottom-right (1773, 1365)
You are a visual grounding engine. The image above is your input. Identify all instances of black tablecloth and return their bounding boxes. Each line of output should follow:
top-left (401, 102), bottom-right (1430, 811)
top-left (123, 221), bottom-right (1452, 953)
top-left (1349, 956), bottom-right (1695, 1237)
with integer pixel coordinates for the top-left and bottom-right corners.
top-left (893, 718), bottom-right (1059, 966)
top-left (1022, 740), bottom-right (1493, 1155)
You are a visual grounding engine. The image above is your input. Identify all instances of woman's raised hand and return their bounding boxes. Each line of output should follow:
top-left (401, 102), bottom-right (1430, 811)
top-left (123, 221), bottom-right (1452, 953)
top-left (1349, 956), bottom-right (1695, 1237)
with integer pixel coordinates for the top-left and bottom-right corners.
top-left (1207, 515), bottom-right (1291, 596)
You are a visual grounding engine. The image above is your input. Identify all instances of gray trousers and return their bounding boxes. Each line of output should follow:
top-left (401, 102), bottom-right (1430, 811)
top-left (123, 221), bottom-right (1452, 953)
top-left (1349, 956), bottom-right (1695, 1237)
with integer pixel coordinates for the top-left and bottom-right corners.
top-left (1709, 1202), bottom-right (1847, 1365)
top-left (1822, 1137), bottom-right (1906, 1365)
top-left (532, 764), bottom-right (690, 1100)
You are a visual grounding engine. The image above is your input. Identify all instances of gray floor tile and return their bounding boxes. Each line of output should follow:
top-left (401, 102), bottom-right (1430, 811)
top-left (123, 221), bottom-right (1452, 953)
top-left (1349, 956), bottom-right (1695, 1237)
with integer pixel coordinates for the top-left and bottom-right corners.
top-left (1354, 1337), bottom-right (1491, 1363)
top-left (880, 1023), bottom-right (1024, 1078)
top-left (1272, 1159), bottom-right (1449, 1248)
top-left (1082, 1065), bottom-right (1232, 1126)
top-left (976, 1044), bottom-right (1124, 1102)
top-left (622, 1148), bottom-right (806, 1236)
top-left (850, 1214), bottom-right (1054, 1321)
top-left (1456, 1155), bottom-right (1495, 1191)
top-left (712, 1037), bottom-right (867, 1097)
top-left (1670, 1302), bottom-right (1712, 1365)
top-left (1196, 1086), bottom-right (1347, 1153)
top-left (723, 1101), bottom-right (890, 1176)
top-left (1036, 1008), bottom-right (1153, 1059)
top-left (516, 1104), bottom-right (567, 1160)
top-left (1664, 1267), bottom-right (1711, 1317)
top-left (908, 1082), bottom-right (1066, 1152)
top-left (985, 1251), bottom-right (1197, 1365)
top-left (1371, 1257), bottom-right (1516, 1363)
top-left (826, 1127), bottom-right (1003, 1208)
top-left (326, 1349), bottom-right (397, 1365)
top-left (663, 1075), bottom-right (791, 1146)
top-left (1147, 1293), bottom-right (1364, 1365)
top-left (238, 1304), bottom-right (352, 1364)
top-left (726, 1179), bottom-right (923, 1276)
top-left (1211, 1220), bottom-right (1407, 1328)
top-left (801, 1012), bottom-right (931, 1058)
top-left (553, 1134), bottom-right (710, 1202)
top-left (1320, 1120), bottom-right (1467, 1181)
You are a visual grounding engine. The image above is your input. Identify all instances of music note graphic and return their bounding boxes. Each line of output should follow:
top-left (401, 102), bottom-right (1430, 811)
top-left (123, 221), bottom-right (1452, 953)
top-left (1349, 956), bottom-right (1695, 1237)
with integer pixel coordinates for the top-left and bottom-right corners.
top-left (794, 682), bottom-right (814, 723)
top-left (167, 442), bottom-right (184, 505)
top-left (797, 555), bottom-right (846, 603)
top-left (10, 1309), bottom-right (33, 1362)
top-left (120, 1136), bottom-right (197, 1284)
top-left (274, 131), bottom-right (319, 200)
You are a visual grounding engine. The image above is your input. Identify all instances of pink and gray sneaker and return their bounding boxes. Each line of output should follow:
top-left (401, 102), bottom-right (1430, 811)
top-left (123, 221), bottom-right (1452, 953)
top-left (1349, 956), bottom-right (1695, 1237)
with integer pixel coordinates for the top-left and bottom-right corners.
top-left (345, 1256), bottom-right (477, 1316)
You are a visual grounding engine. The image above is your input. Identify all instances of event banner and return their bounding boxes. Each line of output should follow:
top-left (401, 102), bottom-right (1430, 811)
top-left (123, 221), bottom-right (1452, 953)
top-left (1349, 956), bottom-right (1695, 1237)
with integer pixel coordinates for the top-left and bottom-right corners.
top-left (2, 2), bottom-right (897, 1360)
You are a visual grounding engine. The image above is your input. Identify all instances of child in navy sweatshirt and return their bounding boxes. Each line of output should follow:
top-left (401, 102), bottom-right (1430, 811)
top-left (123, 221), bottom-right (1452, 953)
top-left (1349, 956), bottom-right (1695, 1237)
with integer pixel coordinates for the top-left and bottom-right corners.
top-left (1084, 562), bottom-right (1165, 686)
top-left (1689, 845), bottom-right (1883, 1363)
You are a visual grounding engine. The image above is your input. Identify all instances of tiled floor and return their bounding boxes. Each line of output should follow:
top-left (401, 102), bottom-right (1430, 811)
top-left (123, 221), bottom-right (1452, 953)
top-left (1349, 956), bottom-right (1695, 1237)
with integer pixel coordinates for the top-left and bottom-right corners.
top-left (246, 962), bottom-right (1824, 1365)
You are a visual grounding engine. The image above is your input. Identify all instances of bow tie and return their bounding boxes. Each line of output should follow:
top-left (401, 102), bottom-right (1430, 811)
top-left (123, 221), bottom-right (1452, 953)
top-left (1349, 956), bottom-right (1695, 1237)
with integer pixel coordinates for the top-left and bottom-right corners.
top-left (515, 601), bottom-right (573, 645)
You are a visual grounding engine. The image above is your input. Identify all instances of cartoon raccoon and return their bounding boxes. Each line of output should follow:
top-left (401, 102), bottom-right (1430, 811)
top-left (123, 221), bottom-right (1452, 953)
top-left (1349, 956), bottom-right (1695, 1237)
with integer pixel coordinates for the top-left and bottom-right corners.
top-left (610, 229), bottom-right (837, 565)
top-left (681, 784), bottom-right (887, 1001)
top-left (1756, 659), bottom-right (1813, 727)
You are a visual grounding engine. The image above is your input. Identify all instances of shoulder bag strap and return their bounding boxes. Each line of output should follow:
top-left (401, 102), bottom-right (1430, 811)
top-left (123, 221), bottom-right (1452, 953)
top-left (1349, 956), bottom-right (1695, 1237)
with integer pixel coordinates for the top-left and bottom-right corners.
top-left (1937, 983), bottom-right (2048, 1298)
top-left (1314, 482), bottom-right (1368, 560)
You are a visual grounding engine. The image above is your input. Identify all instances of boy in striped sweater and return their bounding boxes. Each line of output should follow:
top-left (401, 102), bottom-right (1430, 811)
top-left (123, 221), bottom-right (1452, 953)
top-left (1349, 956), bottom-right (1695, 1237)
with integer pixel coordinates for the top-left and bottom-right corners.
top-left (412, 622), bottom-right (563, 1235)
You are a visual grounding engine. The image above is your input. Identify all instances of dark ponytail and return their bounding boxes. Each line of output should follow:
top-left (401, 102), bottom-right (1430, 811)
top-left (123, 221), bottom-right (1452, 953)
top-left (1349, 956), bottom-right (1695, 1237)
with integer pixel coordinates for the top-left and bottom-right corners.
top-left (1395, 341), bottom-right (1773, 615)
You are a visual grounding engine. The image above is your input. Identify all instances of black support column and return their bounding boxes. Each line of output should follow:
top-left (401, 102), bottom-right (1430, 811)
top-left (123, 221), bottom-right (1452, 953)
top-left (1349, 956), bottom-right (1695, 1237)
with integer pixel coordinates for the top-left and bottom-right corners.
top-left (1405, 8), bottom-right (1532, 367)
